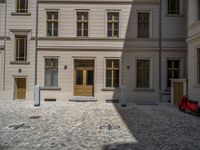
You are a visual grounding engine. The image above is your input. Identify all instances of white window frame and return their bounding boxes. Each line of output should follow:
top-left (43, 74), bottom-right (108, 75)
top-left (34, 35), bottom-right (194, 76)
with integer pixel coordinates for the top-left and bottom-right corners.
top-left (166, 0), bottom-right (184, 15)
top-left (11, 31), bottom-right (30, 62)
top-left (15, 0), bottom-right (29, 13)
top-left (197, 0), bottom-right (200, 21)
top-left (74, 9), bottom-right (90, 38)
top-left (136, 10), bottom-right (153, 38)
top-left (43, 57), bottom-right (59, 88)
top-left (197, 49), bottom-right (200, 85)
top-left (164, 57), bottom-right (184, 90)
top-left (45, 9), bottom-right (60, 37)
top-left (105, 9), bottom-right (121, 38)
top-left (135, 57), bottom-right (153, 90)
top-left (103, 57), bottom-right (121, 89)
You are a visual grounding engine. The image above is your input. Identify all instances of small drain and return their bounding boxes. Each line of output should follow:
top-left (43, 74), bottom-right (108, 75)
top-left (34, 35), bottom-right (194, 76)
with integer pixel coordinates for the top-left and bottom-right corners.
top-left (100, 124), bottom-right (120, 130)
top-left (9, 123), bottom-right (30, 130)
top-left (29, 116), bottom-right (41, 119)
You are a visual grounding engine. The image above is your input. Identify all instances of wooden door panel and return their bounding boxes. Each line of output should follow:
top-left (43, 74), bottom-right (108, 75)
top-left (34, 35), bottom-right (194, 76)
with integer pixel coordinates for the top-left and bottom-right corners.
top-left (173, 82), bottom-right (183, 105)
top-left (16, 78), bottom-right (26, 99)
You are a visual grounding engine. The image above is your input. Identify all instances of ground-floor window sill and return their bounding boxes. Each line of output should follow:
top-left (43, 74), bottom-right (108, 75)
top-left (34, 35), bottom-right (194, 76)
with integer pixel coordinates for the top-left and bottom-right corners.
top-left (11, 12), bottom-right (31, 16)
top-left (193, 85), bottom-right (200, 88)
top-left (40, 87), bottom-right (61, 91)
top-left (134, 88), bottom-right (154, 92)
top-left (10, 61), bottom-right (30, 65)
top-left (102, 88), bottom-right (121, 91)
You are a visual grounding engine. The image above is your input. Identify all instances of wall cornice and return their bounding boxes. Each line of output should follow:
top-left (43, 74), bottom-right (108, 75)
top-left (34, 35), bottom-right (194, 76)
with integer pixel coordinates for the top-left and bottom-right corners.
top-left (32, 37), bottom-right (186, 42)
top-left (37, 46), bottom-right (187, 51)
top-left (38, 0), bottom-right (160, 5)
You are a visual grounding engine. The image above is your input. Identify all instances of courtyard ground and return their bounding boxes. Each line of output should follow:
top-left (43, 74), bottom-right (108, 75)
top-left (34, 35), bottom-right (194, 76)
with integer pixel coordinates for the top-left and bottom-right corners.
top-left (0, 100), bottom-right (200, 150)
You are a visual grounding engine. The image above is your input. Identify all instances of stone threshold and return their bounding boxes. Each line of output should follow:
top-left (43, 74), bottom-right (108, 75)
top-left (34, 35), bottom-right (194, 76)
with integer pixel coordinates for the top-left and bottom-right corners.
top-left (69, 96), bottom-right (97, 102)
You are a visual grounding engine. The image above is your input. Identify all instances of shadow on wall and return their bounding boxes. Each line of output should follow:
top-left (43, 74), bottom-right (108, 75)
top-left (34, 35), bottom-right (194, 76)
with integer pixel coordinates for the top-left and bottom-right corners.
top-left (102, 1), bottom-right (161, 149)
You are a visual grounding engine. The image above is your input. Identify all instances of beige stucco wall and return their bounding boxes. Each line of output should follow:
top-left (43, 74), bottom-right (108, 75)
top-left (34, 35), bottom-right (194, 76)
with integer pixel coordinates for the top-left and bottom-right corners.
top-left (187, 0), bottom-right (200, 102)
top-left (0, 0), bottom-right (187, 102)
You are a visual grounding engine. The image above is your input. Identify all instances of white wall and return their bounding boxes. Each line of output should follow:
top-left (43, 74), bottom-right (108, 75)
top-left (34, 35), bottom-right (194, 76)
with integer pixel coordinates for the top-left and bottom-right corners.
top-left (188, 0), bottom-right (200, 102)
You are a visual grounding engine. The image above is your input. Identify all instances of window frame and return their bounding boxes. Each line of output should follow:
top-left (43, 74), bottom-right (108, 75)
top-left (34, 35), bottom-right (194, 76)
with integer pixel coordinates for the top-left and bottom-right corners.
top-left (136, 10), bottom-right (152, 38)
top-left (46, 10), bottom-right (59, 37)
top-left (166, 59), bottom-right (181, 88)
top-left (105, 10), bottom-right (121, 38)
top-left (135, 57), bottom-right (153, 90)
top-left (14, 34), bottom-right (28, 62)
top-left (104, 58), bottom-right (121, 89)
top-left (76, 11), bottom-right (89, 37)
top-left (197, 49), bottom-right (200, 85)
top-left (16, 0), bottom-right (28, 13)
top-left (137, 12), bottom-right (150, 38)
top-left (167, 0), bottom-right (181, 15)
top-left (136, 59), bottom-right (150, 89)
top-left (198, 0), bottom-right (200, 21)
top-left (44, 57), bottom-right (59, 88)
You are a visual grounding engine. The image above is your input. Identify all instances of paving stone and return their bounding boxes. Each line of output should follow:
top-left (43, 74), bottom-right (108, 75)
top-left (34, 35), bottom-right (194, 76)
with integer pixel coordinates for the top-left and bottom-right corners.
top-left (0, 100), bottom-right (199, 150)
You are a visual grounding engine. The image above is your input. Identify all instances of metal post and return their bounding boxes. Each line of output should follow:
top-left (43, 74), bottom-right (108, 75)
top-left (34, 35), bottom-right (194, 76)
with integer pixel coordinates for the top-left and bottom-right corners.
top-left (159, 0), bottom-right (163, 102)
top-left (121, 86), bottom-right (127, 107)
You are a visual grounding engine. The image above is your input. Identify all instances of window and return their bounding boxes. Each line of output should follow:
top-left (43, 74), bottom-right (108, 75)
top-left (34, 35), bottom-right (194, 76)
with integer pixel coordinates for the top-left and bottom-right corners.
top-left (45, 58), bottom-right (58, 87)
top-left (198, 49), bottom-right (200, 84)
top-left (137, 60), bottom-right (150, 88)
top-left (47, 12), bottom-right (58, 37)
top-left (138, 12), bottom-right (150, 38)
top-left (107, 12), bottom-right (119, 37)
top-left (168, 0), bottom-right (180, 14)
top-left (198, 0), bottom-right (200, 20)
top-left (77, 12), bottom-right (88, 37)
top-left (106, 59), bottom-right (120, 88)
top-left (167, 60), bottom-right (180, 88)
top-left (15, 35), bottom-right (27, 62)
top-left (16, 0), bottom-right (28, 13)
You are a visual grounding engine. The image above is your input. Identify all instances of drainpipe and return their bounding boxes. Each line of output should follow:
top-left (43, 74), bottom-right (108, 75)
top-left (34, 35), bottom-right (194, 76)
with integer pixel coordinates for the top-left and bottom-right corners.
top-left (159, 0), bottom-right (163, 102)
top-left (3, 0), bottom-right (7, 91)
top-left (35, 0), bottom-right (39, 85)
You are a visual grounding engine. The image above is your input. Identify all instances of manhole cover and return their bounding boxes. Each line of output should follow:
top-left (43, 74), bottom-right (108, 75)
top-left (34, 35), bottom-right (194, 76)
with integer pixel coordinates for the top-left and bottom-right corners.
top-left (29, 116), bottom-right (41, 119)
top-left (100, 124), bottom-right (120, 130)
top-left (9, 123), bottom-right (30, 130)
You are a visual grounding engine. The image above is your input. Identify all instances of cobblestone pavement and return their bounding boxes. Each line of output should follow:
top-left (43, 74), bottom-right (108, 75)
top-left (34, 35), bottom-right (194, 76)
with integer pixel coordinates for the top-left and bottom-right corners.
top-left (0, 100), bottom-right (200, 150)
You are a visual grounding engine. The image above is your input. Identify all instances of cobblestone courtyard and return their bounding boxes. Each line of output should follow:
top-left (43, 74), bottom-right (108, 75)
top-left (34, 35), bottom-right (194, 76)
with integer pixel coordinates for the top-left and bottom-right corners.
top-left (0, 100), bottom-right (200, 150)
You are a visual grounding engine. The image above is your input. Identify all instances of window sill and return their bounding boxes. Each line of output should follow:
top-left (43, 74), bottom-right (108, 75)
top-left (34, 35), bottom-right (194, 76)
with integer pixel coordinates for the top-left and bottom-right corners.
top-left (102, 88), bottom-right (121, 91)
top-left (164, 88), bottom-right (171, 93)
top-left (193, 85), bottom-right (200, 88)
top-left (11, 12), bottom-right (31, 16)
top-left (40, 87), bottom-right (61, 91)
top-left (10, 61), bottom-right (30, 65)
top-left (137, 37), bottom-right (150, 40)
top-left (134, 88), bottom-right (154, 92)
top-left (165, 14), bottom-right (185, 17)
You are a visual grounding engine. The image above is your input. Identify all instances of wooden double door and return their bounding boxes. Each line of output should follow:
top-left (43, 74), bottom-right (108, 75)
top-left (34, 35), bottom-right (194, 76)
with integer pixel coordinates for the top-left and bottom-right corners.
top-left (74, 60), bottom-right (94, 96)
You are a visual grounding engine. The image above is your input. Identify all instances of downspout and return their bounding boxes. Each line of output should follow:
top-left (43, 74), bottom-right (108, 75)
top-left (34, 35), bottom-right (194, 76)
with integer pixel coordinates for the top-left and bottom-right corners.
top-left (35, 0), bottom-right (39, 85)
top-left (3, 0), bottom-right (7, 91)
top-left (186, 0), bottom-right (189, 96)
top-left (159, 0), bottom-right (163, 102)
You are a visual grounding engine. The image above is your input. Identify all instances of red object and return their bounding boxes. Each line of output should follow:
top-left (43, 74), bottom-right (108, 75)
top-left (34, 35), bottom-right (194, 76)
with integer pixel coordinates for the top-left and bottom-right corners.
top-left (179, 96), bottom-right (200, 116)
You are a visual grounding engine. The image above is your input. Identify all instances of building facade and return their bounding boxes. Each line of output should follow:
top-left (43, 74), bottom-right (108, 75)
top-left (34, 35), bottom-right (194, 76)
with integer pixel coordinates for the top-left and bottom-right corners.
top-left (188, 0), bottom-right (200, 102)
top-left (0, 0), bottom-right (187, 102)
